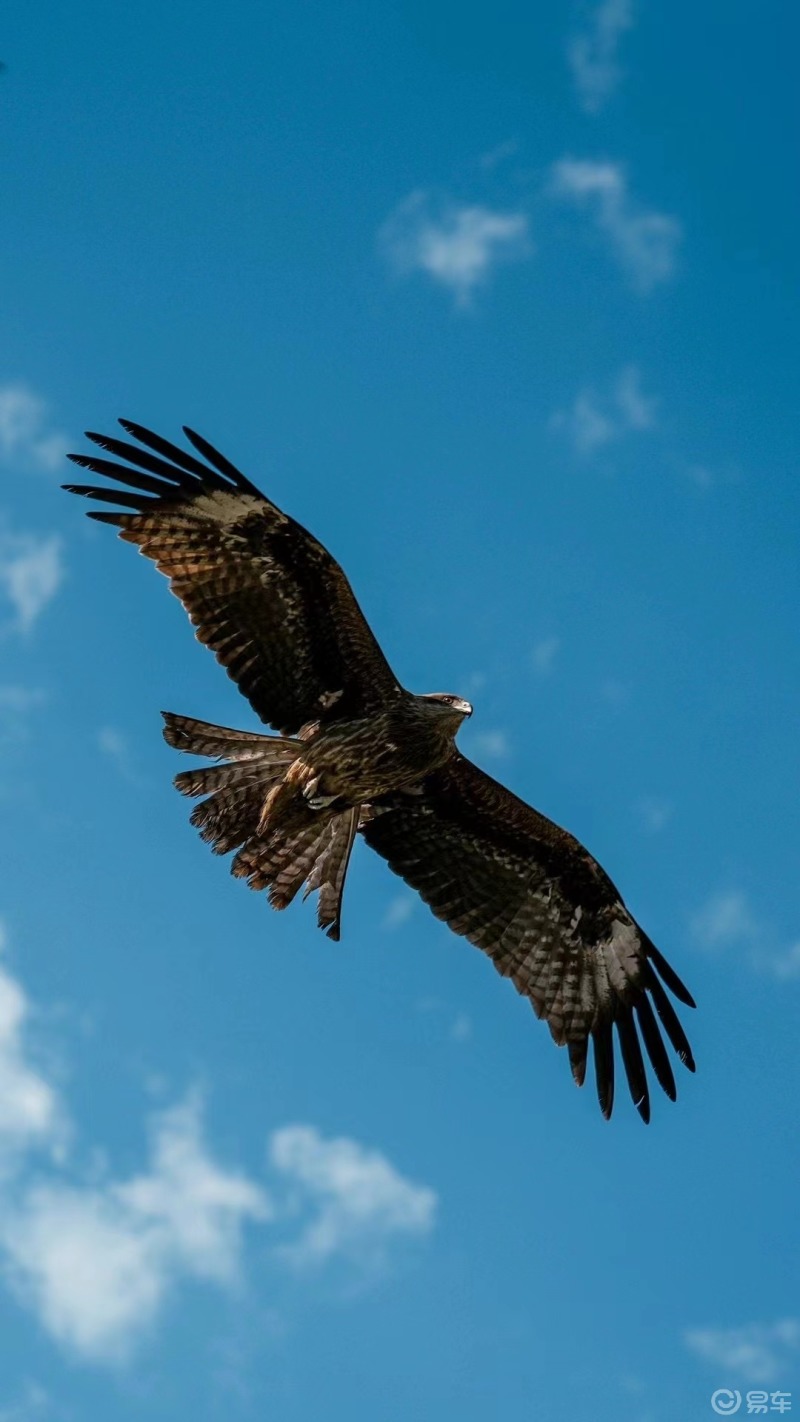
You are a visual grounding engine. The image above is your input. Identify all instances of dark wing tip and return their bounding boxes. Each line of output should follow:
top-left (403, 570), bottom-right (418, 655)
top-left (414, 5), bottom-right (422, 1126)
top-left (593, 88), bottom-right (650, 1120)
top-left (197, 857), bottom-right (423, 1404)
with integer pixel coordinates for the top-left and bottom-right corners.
top-left (635, 995), bottom-right (677, 1102)
top-left (616, 1010), bottom-right (651, 1124)
top-left (647, 973), bottom-right (696, 1074)
top-left (86, 510), bottom-right (130, 525)
top-left (181, 426), bottom-right (263, 498)
top-left (646, 939), bottom-right (697, 1009)
top-left (592, 1022), bottom-right (615, 1120)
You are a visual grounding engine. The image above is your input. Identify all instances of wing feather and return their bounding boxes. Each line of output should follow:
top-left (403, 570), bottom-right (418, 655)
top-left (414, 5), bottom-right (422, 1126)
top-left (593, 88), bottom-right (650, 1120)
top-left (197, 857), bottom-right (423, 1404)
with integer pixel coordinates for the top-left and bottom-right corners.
top-left (64, 421), bottom-right (400, 734)
top-left (361, 752), bottom-right (695, 1121)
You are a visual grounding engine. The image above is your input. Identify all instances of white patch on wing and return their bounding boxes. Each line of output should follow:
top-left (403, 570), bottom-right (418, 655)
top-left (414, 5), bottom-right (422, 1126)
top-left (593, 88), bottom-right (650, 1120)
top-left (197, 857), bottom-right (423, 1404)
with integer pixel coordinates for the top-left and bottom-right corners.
top-left (607, 917), bottom-right (640, 989)
top-left (190, 491), bottom-right (264, 525)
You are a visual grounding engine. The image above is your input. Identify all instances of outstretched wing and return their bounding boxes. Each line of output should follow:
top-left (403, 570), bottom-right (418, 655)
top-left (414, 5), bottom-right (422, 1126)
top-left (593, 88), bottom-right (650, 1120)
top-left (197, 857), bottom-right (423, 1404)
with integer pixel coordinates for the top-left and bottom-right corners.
top-left (361, 753), bottom-right (695, 1122)
top-left (64, 421), bottom-right (400, 734)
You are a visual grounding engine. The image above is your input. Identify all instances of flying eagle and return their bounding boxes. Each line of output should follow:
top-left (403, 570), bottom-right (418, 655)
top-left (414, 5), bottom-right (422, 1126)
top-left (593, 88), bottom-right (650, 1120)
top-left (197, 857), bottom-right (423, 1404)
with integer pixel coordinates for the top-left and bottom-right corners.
top-left (65, 420), bottom-right (695, 1122)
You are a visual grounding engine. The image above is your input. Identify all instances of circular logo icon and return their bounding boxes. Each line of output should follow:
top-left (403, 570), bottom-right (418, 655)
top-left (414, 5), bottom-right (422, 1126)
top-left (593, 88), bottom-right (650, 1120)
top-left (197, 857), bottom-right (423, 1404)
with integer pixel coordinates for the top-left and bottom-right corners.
top-left (711, 1390), bottom-right (742, 1415)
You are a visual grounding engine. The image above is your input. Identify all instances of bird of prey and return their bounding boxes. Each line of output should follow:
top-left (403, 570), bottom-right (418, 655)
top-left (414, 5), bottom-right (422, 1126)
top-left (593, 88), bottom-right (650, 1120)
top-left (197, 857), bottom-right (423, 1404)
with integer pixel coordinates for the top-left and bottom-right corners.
top-left (65, 420), bottom-right (695, 1122)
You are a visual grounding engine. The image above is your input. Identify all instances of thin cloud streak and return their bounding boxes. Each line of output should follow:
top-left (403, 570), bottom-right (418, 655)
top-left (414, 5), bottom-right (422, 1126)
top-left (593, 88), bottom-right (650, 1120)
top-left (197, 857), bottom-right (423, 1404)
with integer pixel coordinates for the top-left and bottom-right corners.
top-left (0, 385), bottom-right (69, 474)
top-left (691, 891), bottom-right (800, 980)
top-left (550, 159), bottom-right (681, 292)
top-left (568, 0), bottom-right (635, 113)
top-left (684, 1318), bottom-right (800, 1384)
top-left (552, 365), bottom-right (657, 455)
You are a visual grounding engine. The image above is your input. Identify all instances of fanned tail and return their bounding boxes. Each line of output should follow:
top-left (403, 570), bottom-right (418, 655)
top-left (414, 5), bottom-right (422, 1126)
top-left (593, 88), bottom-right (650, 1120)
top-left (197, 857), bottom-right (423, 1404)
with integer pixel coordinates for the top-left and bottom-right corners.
top-left (231, 805), bottom-right (358, 940)
top-left (162, 712), bottom-right (358, 938)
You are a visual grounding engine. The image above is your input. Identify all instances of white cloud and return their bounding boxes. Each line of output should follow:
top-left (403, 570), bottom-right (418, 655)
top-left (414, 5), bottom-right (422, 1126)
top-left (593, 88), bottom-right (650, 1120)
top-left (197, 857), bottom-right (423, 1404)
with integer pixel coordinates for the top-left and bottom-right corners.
top-left (691, 891), bottom-right (800, 980)
top-left (479, 138), bottom-right (519, 171)
top-left (0, 688), bottom-right (46, 714)
top-left (3, 1184), bottom-right (169, 1364)
top-left (551, 365), bottom-right (657, 455)
top-left (691, 891), bottom-right (756, 950)
top-left (568, 0), bottom-right (634, 113)
top-left (1, 1095), bottom-right (270, 1363)
top-left (0, 385), bottom-right (69, 474)
top-left (614, 365), bottom-right (657, 429)
top-left (0, 1382), bottom-right (50, 1422)
top-left (380, 192), bottom-right (530, 305)
top-left (415, 997), bottom-right (472, 1045)
top-left (97, 727), bottom-right (138, 783)
top-left (599, 677), bottom-right (630, 706)
top-left (0, 531), bottom-right (64, 634)
top-left (269, 1125), bottom-right (437, 1269)
top-left (550, 159), bottom-right (681, 292)
top-left (684, 1319), bottom-right (800, 1384)
top-left (0, 935), bottom-right (64, 1170)
top-left (0, 945), bottom-right (438, 1364)
top-left (768, 942), bottom-right (800, 980)
top-left (470, 729), bottom-right (510, 760)
top-left (553, 392), bottom-right (615, 455)
top-left (449, 1013), bottom-right (472, 1043)
top-left (531, 636), bottom-right (561, 675)
top-left (382, 895), bottom-right (415, 931)
top-left (637, 797), bottom-right (672, 834)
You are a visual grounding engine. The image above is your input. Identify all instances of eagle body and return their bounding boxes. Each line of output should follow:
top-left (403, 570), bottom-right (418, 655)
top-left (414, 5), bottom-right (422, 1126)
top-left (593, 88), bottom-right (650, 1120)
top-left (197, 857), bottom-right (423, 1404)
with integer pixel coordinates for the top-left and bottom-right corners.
top-left (65, 420), bottom-right (696, 1122)
top-left (293, 694), bottom-right (473, 805)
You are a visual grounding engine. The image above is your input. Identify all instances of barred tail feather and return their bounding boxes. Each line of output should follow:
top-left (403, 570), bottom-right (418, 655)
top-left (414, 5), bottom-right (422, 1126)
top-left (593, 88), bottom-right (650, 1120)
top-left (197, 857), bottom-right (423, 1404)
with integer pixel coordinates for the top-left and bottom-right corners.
top-left (304, 808), bottom-right (358, 939)
top-left (230, 806), bottom-right (356, 941)
top-left (163, 710), bottom-right (358, 938)
top-left (162, 711), bottom-right (299, 761)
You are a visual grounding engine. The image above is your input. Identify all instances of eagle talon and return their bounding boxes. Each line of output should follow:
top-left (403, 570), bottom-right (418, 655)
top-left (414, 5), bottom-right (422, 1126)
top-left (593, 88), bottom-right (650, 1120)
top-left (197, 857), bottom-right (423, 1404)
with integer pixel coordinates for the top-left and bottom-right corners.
top-left (306, 792), bottom-right (338, 810)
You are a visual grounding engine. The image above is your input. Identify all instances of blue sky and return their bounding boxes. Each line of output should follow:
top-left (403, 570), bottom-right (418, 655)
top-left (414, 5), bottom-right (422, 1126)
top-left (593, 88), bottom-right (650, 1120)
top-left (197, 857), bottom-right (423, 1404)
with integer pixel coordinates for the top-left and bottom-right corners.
top-left (0, 0), bottom-right (798, 1417)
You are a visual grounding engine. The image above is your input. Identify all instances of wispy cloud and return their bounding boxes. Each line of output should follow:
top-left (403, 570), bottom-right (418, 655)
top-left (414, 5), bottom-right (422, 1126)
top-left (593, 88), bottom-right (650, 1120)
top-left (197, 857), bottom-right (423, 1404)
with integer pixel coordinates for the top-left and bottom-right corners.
top-left (0, 1382), bottom-right (50, 1422)
top-left (0, 944), bottom-right (437, 1364)
top-left (691, 890), bottom-right (800, 980)
top-left (0, 531), bottom-right (64, 634)
top-left (269, 1125), bottom-right (436, 1269)
top-left (637, 797), bottom-right (672, 834)
top-left (0, 688), bottom-right (47, 748)
top-left (97, 727), bottom-right (138, 784)
top-left (0, 930), bottom-right (65, 1169)
top-left (550, 159), bottom-right (681, 292)
top-left (552, 365), bottom-right (657, 455)
top-left (0, 385), bottom-right (69, 474)
top-left (469, 729), bottom-right (511, 760)
top-left (568, 0), bottom-right (635, 113)
top-left (380, 192), bottom-right (530, 305)
top-left (416, 997), bottom-right (473, 1045)
top-left (382, 895), bottom-right (415, 931)
top-left (684, 1319), bottom-right (800, 1384)
top-left (449, 1013), bottom-right (472, 1043)
top-left (479, 138), bottom-right (520, 171)
top-left (531, 636), bottom-right (561, 676)
top-left (691, 891), bottom-right (757, 950)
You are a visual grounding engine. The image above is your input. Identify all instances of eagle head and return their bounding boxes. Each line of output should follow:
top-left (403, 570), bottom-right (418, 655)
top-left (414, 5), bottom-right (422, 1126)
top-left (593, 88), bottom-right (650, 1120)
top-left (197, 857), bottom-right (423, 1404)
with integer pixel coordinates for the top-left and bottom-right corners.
top-left (417, 693), bottom-right (473, 722)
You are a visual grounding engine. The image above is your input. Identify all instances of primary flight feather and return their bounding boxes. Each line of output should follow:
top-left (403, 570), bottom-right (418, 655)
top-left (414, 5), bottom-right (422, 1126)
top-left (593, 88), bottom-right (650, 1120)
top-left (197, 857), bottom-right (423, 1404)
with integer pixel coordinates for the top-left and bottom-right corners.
top-left (65, 420), bottom-right (696, 1122)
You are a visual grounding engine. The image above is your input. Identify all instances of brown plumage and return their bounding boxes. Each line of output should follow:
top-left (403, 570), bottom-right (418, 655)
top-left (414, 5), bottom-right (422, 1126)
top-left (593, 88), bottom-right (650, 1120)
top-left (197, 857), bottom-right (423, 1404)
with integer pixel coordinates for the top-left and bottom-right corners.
top-left (64, 420), bottom-right (696, 1122)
